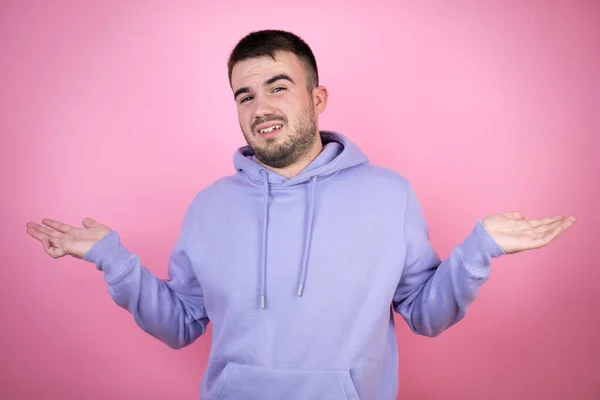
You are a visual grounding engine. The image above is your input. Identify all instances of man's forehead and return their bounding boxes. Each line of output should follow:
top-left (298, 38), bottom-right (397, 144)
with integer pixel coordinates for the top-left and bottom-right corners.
top-left (231, 52), bottom-right (303, 88)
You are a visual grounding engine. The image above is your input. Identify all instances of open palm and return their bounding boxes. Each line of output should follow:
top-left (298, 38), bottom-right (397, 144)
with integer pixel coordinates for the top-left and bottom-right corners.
top-left (482, 212), bottom-right (576, 254)
top-left (25, 218), bottom-right (111, 259)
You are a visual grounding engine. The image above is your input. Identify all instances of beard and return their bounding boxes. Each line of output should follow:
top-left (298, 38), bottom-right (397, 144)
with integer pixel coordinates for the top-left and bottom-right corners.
top-left (242, 103), bottom-right (318, 169)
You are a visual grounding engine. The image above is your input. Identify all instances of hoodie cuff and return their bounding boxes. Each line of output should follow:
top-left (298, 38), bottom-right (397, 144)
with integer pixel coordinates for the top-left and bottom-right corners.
top-left (458, 220), bottom-right (506, 271)
top-left (83, 231), bottom-right (134, 282)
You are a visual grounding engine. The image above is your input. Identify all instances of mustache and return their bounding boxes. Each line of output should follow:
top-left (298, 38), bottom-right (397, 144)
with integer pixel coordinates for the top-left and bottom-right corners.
top-left (251, 115), bottom-right (287, 131)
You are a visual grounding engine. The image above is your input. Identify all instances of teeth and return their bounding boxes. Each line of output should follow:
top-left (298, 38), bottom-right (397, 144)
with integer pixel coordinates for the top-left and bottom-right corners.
top-left (260, 125), bottom-right (282, 133)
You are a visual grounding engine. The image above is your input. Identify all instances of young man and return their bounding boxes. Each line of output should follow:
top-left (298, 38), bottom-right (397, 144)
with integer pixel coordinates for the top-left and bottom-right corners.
top-left (26, 30), bottom-right (576, 399)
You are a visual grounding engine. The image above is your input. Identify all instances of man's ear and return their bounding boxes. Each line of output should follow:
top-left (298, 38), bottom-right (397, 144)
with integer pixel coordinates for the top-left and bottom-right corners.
top-left (312, 85), bottom-right (328, 115)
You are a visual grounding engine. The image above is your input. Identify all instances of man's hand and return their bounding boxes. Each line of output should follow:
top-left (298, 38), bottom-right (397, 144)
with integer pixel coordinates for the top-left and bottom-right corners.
top-left (482, 212), bottom-right (576, 254)
top-left (25, 218), bottom-right (112, 259)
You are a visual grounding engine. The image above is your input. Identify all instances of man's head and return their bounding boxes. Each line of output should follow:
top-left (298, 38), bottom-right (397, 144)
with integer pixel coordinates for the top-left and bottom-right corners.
top-left (228, 30), bottom-right (328, 170)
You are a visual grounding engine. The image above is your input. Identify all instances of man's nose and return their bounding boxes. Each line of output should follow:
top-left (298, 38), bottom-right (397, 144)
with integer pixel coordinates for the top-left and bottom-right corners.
top-left (253, 96), bottom-right (276, 119)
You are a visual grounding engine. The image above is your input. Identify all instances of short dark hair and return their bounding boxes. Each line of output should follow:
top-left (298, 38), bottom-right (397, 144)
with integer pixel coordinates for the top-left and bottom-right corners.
top-left (227, 30), bottom-right (319, 91)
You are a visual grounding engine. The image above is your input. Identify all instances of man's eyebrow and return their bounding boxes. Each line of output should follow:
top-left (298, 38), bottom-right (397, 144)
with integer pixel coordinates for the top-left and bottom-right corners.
top-left (234, 74), bottom-right (295, 100)
top-left (234, 87), bottom-right (250, 100)
top-left (265, 74), bottom-right (294, 86)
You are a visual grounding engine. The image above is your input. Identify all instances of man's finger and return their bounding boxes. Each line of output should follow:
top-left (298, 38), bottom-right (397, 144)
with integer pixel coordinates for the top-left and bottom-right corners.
top-left (42, 237), bottom-right (65, 258)
top-left (48, 236), bottom-right (62, 247)
top-left (29, 222), bottom-right (62, 238)
top-left (528, 215), bottom-right (565, 228)
top-left (533, 220), bottom-right (564, 235)
top-left (41, 238), bottom-right (56, 256)
top-left (530, 220), bottom-right (574, 248)
top-left (41, 218), bottom-right (72, 234)
top-left (26, 225), bottom-right (48, 242)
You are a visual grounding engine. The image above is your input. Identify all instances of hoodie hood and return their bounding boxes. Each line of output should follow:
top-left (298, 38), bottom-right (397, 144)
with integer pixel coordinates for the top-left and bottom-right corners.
top-left (232, 131), bottom-right (369, 308)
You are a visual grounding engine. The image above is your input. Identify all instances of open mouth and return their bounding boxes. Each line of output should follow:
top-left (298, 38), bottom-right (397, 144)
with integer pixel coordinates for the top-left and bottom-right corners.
top-left (258, 124), bottom-right (283, 136)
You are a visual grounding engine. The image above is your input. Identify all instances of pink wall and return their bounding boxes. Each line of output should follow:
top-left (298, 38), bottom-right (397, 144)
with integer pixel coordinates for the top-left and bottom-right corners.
top-left (2, 1), bottom-right (598, 399)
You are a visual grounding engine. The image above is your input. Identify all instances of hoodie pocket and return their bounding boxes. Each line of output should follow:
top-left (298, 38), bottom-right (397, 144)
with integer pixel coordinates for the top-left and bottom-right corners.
top-left (213, 362), bottom-right (360, 400)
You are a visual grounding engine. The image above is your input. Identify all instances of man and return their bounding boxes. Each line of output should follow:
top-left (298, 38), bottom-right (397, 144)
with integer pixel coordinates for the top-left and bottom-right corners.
top-left (26, 30), bottom-right (576, 399)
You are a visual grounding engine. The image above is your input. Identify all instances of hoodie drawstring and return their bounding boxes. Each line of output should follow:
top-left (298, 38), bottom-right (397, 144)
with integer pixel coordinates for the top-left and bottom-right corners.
top-left (297, 176), bottom-right (317, 297)
top-left (258, 171), bottom-right (318, 309)
top-left (260, 170), bottom-right (269, 309)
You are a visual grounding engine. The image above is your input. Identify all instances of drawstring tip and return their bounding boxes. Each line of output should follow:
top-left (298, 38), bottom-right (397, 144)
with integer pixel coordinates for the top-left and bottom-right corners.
top-left (297, 283), bottom-right (304, 297)
top-left (260, 295), bottom-right (265, 309)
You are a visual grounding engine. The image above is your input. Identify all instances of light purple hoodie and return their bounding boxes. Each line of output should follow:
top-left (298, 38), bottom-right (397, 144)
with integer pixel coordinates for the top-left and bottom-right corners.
top-left (84, 131), bottom-right (505, 399)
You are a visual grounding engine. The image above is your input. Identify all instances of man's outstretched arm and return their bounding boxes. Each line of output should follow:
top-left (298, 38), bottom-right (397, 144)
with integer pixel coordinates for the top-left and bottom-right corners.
top-left (26, 199), bottom-right (209, 349)
top-left (392, 183), bottom-right (575, 337)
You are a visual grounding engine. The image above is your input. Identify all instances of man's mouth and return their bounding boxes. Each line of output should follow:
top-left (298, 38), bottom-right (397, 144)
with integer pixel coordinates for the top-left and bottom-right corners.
top-left (255, 122), bottom-right (284, 137)
top-left (259, 125), bottom-right (282, 134)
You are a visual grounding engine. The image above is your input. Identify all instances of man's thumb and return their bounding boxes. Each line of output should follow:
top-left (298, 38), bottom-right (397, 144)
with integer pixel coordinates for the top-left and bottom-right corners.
top-left (504, 211), bottom-right (525, 220)
top-left (82, 217), bottom-right (99, 228)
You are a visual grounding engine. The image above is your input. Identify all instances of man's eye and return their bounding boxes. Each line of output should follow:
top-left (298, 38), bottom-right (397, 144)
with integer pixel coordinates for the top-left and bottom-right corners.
top-left (272, 87), bottom-right (286, 93)
top-left (240, 96), bottom-right (252, 103)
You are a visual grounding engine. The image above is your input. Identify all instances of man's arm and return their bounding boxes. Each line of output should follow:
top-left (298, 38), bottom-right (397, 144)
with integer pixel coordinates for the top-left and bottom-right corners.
top-left (392, 183), bottom-right (575, 337)
top-left (392, 184), bottom-right (503, 337)
top-left (82, 200), bottom-right (209, 349)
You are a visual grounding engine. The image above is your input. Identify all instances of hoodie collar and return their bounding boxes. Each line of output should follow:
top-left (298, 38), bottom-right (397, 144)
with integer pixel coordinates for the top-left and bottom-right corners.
top-left (233, 131), bottom-right (369, 187)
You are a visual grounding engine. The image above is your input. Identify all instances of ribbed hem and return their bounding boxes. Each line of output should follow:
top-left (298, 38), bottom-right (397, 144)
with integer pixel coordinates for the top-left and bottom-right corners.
top-left (458, 220), bottom-right (506, 270)
top-left (83, 231), bottom-right (134, 283)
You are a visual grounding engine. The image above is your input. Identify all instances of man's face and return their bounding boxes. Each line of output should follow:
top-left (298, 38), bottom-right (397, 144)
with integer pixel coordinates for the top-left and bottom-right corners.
top-left (230, 51), bottom-right (321, 169)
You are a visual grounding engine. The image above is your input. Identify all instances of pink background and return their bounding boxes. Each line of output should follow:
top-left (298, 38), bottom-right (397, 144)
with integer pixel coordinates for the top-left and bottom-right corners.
top-left (2, 1), bottom-right (598, 399)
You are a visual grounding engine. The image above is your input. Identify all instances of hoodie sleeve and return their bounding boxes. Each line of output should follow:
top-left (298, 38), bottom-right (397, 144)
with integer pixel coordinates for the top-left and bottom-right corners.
top-left (83, 200), bottom-right (209, 349)
top-left (392, 183), bottom-right (505, 337)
